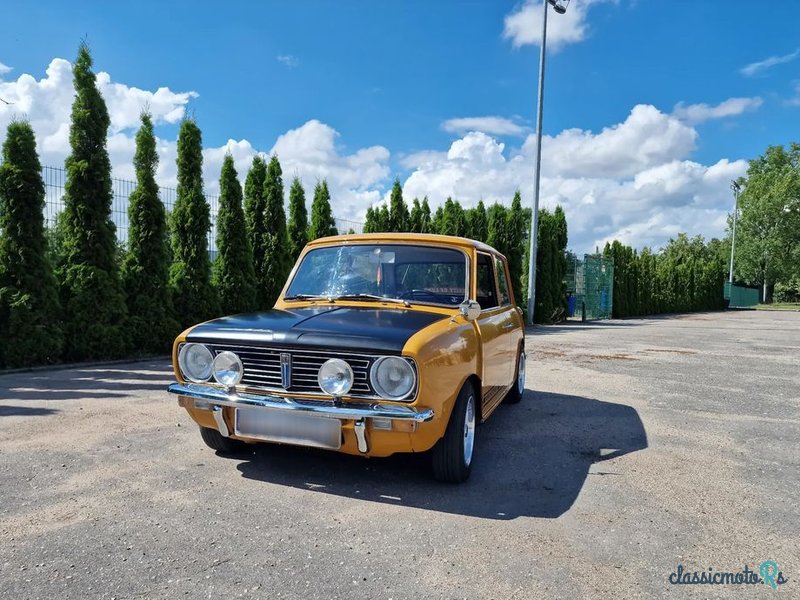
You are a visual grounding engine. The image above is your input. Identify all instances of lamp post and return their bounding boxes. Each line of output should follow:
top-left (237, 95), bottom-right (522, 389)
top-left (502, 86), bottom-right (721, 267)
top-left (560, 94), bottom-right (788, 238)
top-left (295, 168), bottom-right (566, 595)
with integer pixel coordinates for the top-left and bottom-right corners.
top-left (526, 0), bottom-right (569, 326)
top-left (728, 180), bottom-right (741, 284)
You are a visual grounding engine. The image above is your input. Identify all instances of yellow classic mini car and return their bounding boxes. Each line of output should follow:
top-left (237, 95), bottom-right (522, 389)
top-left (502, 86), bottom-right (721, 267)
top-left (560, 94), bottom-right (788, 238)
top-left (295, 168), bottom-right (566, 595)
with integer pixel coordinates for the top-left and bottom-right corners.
top-left (168, 233), bottom-right (525, 482)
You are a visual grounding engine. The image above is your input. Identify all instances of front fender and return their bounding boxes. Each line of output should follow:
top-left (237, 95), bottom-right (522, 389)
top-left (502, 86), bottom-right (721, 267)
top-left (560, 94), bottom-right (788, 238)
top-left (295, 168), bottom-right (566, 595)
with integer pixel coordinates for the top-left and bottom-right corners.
top-left (403, 316), bottom-right (479, 452)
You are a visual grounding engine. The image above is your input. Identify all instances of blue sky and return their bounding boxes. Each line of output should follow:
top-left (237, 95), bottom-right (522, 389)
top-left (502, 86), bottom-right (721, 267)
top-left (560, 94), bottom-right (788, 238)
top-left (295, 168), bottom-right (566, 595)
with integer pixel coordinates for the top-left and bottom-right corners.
top-left (1, 0), bottom-right (799, 253)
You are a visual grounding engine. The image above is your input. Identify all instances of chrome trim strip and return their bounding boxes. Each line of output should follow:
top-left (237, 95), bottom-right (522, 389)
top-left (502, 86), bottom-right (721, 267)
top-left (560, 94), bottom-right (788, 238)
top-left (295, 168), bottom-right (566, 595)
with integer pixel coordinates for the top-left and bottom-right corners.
top-left (211, 405), bottom-right (229, 437)
top-left (169, 382), bottom-right (434, 422)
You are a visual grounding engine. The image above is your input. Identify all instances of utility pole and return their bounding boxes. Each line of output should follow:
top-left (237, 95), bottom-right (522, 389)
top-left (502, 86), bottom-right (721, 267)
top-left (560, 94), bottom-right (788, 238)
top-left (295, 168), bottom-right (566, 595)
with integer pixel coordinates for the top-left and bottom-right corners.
top-left (525, 0), bottom-right (568, 326)
top-left (729, 180), bottom-right (741, 284)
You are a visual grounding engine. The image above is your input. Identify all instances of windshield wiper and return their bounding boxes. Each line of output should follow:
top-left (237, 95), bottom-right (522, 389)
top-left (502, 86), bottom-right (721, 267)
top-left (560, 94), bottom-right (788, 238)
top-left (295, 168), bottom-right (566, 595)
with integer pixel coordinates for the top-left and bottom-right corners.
top-left (332, 294), bottom-right (411, 307)
top-left (283, 294), bottom-right (335, 302)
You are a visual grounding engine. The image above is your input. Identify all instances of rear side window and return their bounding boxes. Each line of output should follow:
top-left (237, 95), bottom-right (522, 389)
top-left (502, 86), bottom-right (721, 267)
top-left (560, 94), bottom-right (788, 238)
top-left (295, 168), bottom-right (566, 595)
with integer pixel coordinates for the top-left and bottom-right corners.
top-left (476, 252), bottom-right (498, 309)
top-left (495, 257), bottom-right (511, 306)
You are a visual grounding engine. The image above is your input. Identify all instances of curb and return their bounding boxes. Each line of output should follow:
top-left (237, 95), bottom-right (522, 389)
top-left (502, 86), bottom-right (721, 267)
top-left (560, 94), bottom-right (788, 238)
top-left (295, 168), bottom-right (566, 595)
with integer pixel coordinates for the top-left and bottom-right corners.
top-left (0, 355), bottom-right (171, 376)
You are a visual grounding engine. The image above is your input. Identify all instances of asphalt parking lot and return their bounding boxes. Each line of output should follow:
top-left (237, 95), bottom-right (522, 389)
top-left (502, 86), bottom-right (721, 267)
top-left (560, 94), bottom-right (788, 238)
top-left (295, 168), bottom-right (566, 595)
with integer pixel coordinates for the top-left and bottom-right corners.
top-left (1, 310), bottom-right (798, 599)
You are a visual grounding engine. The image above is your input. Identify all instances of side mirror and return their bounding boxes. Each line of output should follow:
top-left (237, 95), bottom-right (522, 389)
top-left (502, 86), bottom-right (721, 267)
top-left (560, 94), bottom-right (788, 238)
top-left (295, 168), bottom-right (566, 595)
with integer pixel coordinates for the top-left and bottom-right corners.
top-left (459, 300), bottom-right (481, 322)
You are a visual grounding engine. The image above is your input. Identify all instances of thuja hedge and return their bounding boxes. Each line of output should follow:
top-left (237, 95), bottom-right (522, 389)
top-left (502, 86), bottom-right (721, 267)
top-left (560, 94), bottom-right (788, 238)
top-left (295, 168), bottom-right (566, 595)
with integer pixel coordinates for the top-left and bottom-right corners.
top-left (0, 44), bottom-right (732, 369)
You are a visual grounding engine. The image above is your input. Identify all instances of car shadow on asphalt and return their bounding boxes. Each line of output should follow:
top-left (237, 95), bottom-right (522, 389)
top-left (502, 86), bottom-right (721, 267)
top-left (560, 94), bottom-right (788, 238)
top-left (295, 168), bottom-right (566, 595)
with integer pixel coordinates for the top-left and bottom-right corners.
top-left (0, 361), bottom-right (173, 402)
top-left (234, 391), bottom-right (648, 520)
top-left (0, 405), bottom-right (58, 417)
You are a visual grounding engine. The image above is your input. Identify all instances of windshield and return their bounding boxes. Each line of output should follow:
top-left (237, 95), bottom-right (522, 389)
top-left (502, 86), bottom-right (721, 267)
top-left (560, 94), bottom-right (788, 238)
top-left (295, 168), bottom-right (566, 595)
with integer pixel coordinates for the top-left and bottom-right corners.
top-left (285, 244), bottom-right (468, 306)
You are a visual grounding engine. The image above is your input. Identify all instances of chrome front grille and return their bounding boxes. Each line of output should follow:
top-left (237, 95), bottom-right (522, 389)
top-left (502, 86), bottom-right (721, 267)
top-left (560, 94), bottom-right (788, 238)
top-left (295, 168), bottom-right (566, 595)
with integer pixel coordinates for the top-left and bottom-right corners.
top-left (207, 343), bottom-right (374, 397)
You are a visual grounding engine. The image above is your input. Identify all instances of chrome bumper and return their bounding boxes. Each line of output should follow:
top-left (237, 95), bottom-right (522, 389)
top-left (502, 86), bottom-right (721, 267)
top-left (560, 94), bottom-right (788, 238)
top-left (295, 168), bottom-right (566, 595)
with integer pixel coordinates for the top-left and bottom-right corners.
top-left (168, 382), bottom-right (434, 424)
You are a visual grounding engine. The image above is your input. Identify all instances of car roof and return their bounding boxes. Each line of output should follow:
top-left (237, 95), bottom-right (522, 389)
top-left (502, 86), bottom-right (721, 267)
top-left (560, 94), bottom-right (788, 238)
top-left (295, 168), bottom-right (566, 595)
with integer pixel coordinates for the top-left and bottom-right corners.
top-left (306, 232), bottom-right (504, 257)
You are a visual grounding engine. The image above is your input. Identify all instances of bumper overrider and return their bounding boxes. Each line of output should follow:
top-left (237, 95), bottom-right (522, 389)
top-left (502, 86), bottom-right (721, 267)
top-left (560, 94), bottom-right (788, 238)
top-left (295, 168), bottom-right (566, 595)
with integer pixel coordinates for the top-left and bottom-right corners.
top-left (168, 382), bottom-right (434, 454)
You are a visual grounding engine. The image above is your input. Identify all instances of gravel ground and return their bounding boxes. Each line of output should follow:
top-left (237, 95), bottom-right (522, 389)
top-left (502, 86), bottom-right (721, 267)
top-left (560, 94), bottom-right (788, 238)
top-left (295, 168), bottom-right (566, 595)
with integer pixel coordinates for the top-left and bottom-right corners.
top-left (0, 310), bottom-right (798, 599)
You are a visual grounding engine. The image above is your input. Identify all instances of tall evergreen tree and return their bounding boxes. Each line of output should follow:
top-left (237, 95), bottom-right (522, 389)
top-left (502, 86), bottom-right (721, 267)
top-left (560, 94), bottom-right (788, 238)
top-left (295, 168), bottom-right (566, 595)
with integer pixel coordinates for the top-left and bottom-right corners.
top-left (409, 198), bottom-right (423, 233)
top-left (122, 113), bottom-right (178, 353)
top-left (308, 180), bottom-right (338, 239)
top-left (57, 44), bottom-right (128, 360)
top-left (387, 179), bottom-right (409, 232)
top-left (0, 121), bottom-right (63, 367)
top-left (363, 206), bottom-right (378, 233)
top-left (375, 203), bottom-right (389, 233)
top-left (377, 204), bottom-right (390, 232)
top-left (420, 197), bottom-right (433, 233)
top-left (213, 155), bottom-right (257, 314)
top-left (260, 155), bottom-right (290, 306)
top-left (244, 155), bottom-right (268, 303)
top-left (287, 177), bottom-right (308, 262)
top-left (169, 118), bottom-right (219, 328)
top-left (441, 197), bottom-right (468, 236)
top-left (486, 203), bottom-right (508, 253)
top-left (470, 200), bottom-right (488, 242)
top-left (506, 192), bottom-right (527, 305)
top-left (431, 205), bottom-right (444, 234)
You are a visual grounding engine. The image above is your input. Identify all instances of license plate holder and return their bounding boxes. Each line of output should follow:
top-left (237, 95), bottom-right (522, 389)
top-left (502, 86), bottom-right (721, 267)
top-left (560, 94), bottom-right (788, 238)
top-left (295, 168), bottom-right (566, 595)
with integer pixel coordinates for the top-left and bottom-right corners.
top-left (234, 408), bottom-right (342, 450)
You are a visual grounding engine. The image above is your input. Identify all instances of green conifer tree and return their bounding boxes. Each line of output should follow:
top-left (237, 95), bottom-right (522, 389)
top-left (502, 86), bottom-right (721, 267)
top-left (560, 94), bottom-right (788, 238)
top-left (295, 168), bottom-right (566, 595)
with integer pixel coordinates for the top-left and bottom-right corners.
top-left (441, 198), bottom-right (468, 236)
top-left (420, 197), bottom-right (433, 233)
top-left (0, 121), bottom-right (64, 367)
top-left (213, 155), bottom-right (257, 314)
top-left (57, 44), bottom-right (128, 360)
top-left (377, 204), bottom-right (390, 232)
top-left (388, 179), bottom-right (409, 232)
top-left (122, 113), bottom-right (178, 353)
top-left (260, 155), bottom-right (290, 306)
top-left (470, 200), bottom-right (488, 242)
top-left (506, 191), bottom-right (526, 305)
top-left (363, 206), bottom-right (377, 233)
top-left (244, 155), bottom-right (268, 304)
top-left (287, 177), bottom-right (308, 262)
top-left (409, 198), bottom-right (423, 233)
top-left (308, 180), bottom-right (338, 240)
top-left (169, 119), bottom-right (219, 327)
top-left (431, 205), bottom-right (444, 234)
top-left (486, 203), bottom-right (508, 253)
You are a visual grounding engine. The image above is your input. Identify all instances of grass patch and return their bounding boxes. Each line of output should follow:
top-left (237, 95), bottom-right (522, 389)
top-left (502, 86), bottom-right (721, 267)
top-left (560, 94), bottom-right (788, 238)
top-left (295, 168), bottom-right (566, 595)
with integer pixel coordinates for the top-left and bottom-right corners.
top-left (754, 302), bottom-right (800, 311)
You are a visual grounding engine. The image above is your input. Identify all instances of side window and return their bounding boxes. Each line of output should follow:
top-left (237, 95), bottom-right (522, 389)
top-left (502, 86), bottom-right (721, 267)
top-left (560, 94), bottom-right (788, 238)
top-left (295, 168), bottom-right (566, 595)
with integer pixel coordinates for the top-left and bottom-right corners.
top-left (495, 257), bottom-right (511, 306)
top-left (476, 252), bottom-right (498, 309)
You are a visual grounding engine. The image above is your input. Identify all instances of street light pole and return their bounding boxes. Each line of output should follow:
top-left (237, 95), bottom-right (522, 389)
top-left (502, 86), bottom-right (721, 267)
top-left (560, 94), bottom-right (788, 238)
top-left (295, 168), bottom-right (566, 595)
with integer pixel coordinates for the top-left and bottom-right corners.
top-left (526, 0), bottom-right (567, 326)
top-left (728, 180), bottom-right (741, 284)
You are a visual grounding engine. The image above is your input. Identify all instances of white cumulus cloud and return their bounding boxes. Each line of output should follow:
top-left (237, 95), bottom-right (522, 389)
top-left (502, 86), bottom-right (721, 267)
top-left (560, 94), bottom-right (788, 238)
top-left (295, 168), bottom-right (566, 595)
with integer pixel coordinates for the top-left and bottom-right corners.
top-left (0, 61), bottom-right (12, 76)
top-left (503, 0), bottom-right (612, 51)
top-left (403, 104), bottom-right (747, 253)
top-left (0, 57), bottom-right (391, 224)
top-left (441, 116), bottom-right (528, 137)
top-left (1, 55), bottom-right (749, 254)
top-left (672, 97), bottom-right (763, 124)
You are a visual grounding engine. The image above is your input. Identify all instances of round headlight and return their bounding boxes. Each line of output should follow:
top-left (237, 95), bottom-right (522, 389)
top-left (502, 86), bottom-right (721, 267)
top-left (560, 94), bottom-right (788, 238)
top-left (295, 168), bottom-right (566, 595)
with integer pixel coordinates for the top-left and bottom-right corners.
top-left (178, 343), bottom-right (213, 383)
top-left (212, 351), bottom-right (243, 387)
top-left (318, 358), bottom-right (354, 397)
top-left (370, 356), bottom-right (416, 401)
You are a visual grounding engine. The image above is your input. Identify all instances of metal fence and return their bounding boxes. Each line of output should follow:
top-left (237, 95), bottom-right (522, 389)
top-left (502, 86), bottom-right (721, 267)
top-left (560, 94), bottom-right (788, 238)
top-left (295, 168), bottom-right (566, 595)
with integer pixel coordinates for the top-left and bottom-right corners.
top-left (723, 281), bottom-right (760, 308)
top-left (41, 165), bottom-right (362, 252)
top-left (565, 253), bottom-right (614, 320)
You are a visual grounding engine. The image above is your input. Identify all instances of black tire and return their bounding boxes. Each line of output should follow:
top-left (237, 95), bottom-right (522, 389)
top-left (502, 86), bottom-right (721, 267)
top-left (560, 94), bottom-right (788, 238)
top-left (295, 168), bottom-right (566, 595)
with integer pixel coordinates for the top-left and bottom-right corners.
top-left (503, 347), bottom-right (525, 405)
top-left (432, 381), bottom-right (477, 483)
top-left (199, 426), bottom-right (247, 454)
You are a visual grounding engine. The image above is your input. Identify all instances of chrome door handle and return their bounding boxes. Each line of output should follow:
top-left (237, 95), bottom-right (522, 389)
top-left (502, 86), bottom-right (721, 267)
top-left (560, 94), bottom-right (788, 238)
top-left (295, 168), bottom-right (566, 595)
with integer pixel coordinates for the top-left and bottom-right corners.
top-left (502, 322), bottom-right (514, 330)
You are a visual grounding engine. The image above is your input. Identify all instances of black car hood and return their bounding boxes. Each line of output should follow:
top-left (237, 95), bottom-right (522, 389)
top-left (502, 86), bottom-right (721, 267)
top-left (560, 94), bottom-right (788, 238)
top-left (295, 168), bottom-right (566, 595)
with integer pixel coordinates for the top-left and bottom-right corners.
top-left (185, 306), bottom-right (446, 353)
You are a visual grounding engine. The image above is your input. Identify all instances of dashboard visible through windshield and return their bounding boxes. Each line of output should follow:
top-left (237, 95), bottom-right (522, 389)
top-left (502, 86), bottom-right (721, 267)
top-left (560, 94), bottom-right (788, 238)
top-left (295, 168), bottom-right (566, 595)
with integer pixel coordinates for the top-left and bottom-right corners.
top-left (285, 244), bottom-right (468, 306)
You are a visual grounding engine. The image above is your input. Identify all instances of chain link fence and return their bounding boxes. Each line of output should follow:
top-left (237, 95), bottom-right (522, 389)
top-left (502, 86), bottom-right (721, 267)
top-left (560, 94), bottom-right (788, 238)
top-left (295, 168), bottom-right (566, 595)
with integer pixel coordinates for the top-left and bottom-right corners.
top-left (41, 165), bottom-right (362, 252)
top-left (565, 253), bottom-right (614, 320)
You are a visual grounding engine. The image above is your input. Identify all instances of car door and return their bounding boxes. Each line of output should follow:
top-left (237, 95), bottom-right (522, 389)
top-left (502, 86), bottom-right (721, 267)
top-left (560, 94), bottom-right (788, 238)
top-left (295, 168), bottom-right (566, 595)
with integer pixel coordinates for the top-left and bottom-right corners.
top-left (474, 252), bottom-right (509, 414)
top-left (494, 254), bottom-right (521, 386)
